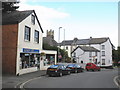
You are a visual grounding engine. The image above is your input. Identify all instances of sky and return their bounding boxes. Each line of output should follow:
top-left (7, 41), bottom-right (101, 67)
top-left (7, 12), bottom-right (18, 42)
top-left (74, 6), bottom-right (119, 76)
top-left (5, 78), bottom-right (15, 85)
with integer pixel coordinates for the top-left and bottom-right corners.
top-left (18, 0), bottom-right (118, 48)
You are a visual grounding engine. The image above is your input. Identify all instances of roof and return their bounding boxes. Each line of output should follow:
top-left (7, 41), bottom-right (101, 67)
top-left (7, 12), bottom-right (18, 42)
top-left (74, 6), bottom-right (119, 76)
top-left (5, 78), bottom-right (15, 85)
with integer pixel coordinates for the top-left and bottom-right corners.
top-left (2, 10), bottom-right (44, 33)
top-left (71, 46), bottom-right (100, 54)
top-left (43, 37), bottom-right (58, 47)
top-left (60, 37), bottom-right (109, 46)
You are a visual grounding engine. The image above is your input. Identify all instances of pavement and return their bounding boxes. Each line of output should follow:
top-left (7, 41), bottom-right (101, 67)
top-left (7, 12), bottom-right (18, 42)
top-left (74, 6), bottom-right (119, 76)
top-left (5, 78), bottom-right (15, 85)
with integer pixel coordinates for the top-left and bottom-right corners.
top-left (2, 70), bottom-right (46, 89)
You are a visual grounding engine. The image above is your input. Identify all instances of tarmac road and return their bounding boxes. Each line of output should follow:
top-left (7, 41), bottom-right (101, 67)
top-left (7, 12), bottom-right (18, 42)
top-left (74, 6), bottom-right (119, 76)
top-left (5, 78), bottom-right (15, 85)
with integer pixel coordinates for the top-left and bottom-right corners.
top-left (23, 69), bottom-right (118, 88)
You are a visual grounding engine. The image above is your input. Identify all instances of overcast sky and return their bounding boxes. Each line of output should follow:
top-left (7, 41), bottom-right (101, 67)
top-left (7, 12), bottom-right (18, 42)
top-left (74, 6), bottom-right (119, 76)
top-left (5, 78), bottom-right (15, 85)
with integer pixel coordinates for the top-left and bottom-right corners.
top-left (18, 0), bottom-right (118, 48)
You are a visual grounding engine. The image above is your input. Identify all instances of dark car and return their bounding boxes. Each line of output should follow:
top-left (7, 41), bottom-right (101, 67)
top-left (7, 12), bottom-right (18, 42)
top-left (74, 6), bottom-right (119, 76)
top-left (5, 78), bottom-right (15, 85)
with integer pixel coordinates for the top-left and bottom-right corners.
top-left (85, 63), bottom-right (101, 71)
top-left (46, 64), bottom-right (71, 77)
top-left (66, 64), bottom-right (84, 73)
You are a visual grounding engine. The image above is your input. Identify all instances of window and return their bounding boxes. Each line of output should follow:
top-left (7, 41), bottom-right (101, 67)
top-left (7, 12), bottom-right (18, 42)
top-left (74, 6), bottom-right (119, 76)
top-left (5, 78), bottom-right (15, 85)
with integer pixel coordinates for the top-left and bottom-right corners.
top-left (102, 45), bottom-right (105, 50)
top-left (66, 46), bottom-right (68, 50)
top-left (95, 52), bottom-right (97, 56)
top-left (24, 26), bottom-right (31, 41)
top-left (31, 14), bottom-right (35, 25)
top-left (102, 51), bottom-right (105, 56)
top-left (89, 52), bottom-right (92, 57)
top-left (102, 59), bottom-right (105, 65)
top-left (34, 30), bottom-right (39, 43)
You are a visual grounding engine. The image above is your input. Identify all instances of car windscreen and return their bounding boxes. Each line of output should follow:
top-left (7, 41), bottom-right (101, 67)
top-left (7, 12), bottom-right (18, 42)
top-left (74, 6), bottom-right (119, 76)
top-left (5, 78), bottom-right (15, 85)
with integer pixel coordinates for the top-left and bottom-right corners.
top-left (49, 65), bottom-right (59, 68)
top-left (67, 64), bottom-right (75, 67)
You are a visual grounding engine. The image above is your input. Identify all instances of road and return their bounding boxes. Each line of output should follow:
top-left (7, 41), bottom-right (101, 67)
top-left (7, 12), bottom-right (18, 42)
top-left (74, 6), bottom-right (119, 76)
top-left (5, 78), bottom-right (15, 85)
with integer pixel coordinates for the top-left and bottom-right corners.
top-left (23, 69), bottom-right (118, 88)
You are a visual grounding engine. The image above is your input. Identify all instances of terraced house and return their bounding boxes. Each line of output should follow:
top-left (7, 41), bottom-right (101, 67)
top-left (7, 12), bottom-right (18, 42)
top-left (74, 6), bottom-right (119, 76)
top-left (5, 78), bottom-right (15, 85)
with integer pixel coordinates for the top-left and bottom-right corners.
top-left (60, 37), bottom-right (114, 67)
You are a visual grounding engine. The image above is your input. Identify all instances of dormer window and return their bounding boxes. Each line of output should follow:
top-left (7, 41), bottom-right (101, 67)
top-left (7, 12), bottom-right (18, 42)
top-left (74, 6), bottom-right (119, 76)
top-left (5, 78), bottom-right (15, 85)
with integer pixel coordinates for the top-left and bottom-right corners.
top-left (31, 14), bottom-right (35, 25)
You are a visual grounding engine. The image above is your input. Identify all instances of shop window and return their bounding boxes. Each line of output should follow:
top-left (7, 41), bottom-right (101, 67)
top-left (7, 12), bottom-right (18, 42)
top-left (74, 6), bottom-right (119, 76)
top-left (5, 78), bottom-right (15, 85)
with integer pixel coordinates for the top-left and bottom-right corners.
top-left (45, 55), bottom-right (55, 65)
top-left (20, 53), bottom-right (40, 69)
top-left (34, 30), bottom-right (39, 43)
top-left (24, 26), bottom-right (31, 41)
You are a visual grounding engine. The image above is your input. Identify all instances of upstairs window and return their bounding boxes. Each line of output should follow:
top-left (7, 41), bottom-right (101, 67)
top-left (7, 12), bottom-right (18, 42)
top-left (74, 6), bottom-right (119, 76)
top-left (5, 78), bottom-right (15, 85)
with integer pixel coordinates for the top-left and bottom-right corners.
top-left (24, 26), bottom-right (31, 41)
top-left (95, 52), bottom-right (97, 56)
top-left (31, 14), bottom-right (35, 25)
top-left (102, 45), bottom-right (105, 50)
top-left (89, 52), bottom-right (92, 57)
top-left (102, 51), bottom-right (105, 56)
top-left (34, 30), bottom-right (39, 43)
top-left (66, 46), bottom-right (68, 50)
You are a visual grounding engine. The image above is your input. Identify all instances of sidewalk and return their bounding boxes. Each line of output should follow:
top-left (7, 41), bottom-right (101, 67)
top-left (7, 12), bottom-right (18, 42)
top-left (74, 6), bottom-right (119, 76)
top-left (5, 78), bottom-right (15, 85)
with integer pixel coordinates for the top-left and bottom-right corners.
top-left (2, 70), bottom-right (46, 88)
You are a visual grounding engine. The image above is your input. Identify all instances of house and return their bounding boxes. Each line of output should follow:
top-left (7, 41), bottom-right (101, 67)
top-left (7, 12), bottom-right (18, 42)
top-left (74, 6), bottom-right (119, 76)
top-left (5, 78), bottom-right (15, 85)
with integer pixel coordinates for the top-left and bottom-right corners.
top-left (2, 9), bottom-right (56, 75)
top-left (60, 37), bottom-right (114, 67)
top-left (71, 46), bottom-right (100, 64)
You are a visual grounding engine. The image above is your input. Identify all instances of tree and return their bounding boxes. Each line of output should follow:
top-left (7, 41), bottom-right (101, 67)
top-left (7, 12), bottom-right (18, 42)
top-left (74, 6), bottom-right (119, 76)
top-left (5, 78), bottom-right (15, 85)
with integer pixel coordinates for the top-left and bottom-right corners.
top-left (2, 1), bottom-right (19, 12)
top-left (112, 46), bottom-right (120, 66)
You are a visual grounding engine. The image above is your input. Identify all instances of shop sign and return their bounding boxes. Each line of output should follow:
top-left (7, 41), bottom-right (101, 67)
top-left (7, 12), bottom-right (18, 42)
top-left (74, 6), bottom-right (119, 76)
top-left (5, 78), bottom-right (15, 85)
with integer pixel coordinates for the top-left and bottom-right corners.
top-left (23, 48), bottom-right (40, 53)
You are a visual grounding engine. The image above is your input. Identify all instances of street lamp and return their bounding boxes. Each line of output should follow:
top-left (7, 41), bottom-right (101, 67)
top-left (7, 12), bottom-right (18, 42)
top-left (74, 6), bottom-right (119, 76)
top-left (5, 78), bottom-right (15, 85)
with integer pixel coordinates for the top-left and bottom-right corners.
top-left (58, 27), bottom-right (62, 62)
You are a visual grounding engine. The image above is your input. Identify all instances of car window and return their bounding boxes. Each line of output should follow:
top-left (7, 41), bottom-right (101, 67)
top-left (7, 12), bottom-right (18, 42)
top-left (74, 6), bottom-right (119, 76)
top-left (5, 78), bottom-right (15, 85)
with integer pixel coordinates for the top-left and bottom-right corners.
top-left (76, 65), bottom-right (81, 68)
top-left (49, 65), bottom-right (58, 68)
top-left (86, 64), bottom-right (91, 66)
top-left (67, 64), bottom-right (74, 67)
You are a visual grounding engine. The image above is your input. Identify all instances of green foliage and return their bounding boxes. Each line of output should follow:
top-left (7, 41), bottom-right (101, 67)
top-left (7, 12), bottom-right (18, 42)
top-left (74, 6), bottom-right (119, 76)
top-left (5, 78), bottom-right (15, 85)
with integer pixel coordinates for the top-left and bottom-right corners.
top-left (112, 46), bottom-right (120, 66)
top-left (2, 2), bottom-right (19, 12)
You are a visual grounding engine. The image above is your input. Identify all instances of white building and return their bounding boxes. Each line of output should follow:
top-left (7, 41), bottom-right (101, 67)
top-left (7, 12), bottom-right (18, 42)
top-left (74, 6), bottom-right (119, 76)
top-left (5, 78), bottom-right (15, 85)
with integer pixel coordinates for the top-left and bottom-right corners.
top-left (60, 37), bottom-right (114, 67)
top-left (2, 10), bottom-right (57, 75)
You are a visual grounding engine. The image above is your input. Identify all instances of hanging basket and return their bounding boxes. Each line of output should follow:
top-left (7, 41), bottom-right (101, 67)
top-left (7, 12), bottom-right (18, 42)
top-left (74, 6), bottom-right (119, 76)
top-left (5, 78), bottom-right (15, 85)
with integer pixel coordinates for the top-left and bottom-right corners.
top-left (41, 52), bottom-right (46, 56)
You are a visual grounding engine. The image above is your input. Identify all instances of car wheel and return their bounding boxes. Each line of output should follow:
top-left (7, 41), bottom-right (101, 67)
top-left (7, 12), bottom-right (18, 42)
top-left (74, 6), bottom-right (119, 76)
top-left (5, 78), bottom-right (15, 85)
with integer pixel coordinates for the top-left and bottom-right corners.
top-left (68, 71), bottom-right (71, 75)
top-left (86, 69), bottom-right (89, 71)
top-left (59, 72), bottom-right (62, 77)
top-left (98, 69), bottom-right (101, 71)
top-left (92, 69), bottom-right (94, 71)
top-left (48, 74), bottom-right (52, 77)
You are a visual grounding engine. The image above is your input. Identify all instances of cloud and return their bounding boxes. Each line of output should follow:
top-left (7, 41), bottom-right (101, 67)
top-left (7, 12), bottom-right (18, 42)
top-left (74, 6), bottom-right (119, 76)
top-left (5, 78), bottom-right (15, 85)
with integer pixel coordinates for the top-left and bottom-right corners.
top-left (18, 1), bottom-right (70, 20)
top-left (18, 1), bottom-right (70, 34)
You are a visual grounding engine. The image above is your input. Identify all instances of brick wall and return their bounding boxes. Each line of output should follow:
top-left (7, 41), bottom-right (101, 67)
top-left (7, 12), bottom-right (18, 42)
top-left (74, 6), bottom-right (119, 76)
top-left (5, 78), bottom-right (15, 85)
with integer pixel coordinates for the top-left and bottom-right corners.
top-left (2, 24), bottom-right (18, 74)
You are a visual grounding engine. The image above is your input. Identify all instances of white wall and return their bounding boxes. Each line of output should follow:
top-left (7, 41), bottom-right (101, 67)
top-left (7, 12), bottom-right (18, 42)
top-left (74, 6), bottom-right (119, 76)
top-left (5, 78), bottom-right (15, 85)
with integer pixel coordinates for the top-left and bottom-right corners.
top-left (72, 48), bottom-right (100, 64)
top-left (90, 39), bottom-right (113, 66)
top-left (61, 45), bottom-right (72, 57)
top-left (16, 12), bottom-right (43, 75)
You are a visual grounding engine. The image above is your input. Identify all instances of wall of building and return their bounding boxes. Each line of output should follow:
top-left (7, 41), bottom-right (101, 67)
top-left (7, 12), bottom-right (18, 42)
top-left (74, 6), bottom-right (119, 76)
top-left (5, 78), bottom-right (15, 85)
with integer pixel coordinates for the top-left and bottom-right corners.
top-left (71, 48), bottom-right (100, 64)
top-left (90, 40), bottom-right (112, 66)
top-left (16, 12), bottom-right (43, 75)
top-left (2, 24), bottom-right (18, 74)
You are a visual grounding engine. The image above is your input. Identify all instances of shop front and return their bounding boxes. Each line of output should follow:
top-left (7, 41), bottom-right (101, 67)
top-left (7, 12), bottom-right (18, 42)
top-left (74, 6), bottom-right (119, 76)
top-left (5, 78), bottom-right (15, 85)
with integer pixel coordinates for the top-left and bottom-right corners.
top-left (19, 48), bottom-right (41, 75)
top-left (40, 50), bottom-right (57, 70)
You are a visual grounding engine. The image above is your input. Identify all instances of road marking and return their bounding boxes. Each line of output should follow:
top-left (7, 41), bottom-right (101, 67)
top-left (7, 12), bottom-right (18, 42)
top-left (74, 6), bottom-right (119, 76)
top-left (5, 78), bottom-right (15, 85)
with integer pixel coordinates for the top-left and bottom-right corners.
top-left (114, 75), bottom-right (120, 88)
top-left (19, 77), bottom-right (42, 89)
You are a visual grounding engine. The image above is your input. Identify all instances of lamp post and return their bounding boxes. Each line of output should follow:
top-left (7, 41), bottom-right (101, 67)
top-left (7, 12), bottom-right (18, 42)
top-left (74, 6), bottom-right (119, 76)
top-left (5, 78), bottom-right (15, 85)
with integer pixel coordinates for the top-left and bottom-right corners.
top-left (58, 27), bottom-right (62, 62)
top-left (63, 29), bottom-right (65, 63)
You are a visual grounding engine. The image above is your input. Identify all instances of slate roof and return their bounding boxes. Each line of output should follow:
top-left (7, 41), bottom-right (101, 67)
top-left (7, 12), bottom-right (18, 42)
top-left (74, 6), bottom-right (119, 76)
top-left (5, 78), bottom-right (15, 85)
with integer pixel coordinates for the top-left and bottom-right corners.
top-left (71, 46), bottom-right (100, 54)
top-left (60, 37), bottom-right (109, 46)
top-left (2, 10), bottom-right (44, 33)
top-left (43, 37), bottom-right (58, 47)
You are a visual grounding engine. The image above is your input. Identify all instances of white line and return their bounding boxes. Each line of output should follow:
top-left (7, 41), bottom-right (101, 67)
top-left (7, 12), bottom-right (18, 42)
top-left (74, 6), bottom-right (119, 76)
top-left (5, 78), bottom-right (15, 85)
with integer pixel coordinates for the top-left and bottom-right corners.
top-left (114, 75), bottom-right (120, 88)
top-left (19, 77), bottom-right (42, 88)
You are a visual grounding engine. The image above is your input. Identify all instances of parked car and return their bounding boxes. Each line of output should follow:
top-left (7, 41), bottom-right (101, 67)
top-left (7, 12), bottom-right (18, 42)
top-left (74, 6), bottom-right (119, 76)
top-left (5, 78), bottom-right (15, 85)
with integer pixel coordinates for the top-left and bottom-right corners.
top-left (66, 64), bottom-right (84, 73)
top-left (85, 63), bottom-right (101, 71)
top-left (46, 64), bottom-right (71, 77)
